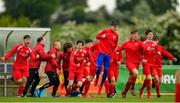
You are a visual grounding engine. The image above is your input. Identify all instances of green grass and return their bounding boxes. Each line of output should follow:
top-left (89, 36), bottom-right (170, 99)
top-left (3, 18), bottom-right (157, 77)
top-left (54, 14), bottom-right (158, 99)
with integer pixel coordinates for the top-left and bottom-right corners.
top-left (0, 93), bottom-right (175, 102)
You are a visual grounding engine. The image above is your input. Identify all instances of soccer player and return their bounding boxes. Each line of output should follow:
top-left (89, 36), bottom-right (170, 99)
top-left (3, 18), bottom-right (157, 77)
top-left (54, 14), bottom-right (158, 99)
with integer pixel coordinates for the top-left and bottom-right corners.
top-left (107, 49), bottom-right (123, 97)
top-left (140, 30), bottom-right (161, 98)
top-left (80, 39), bottom-right (93, 97)
top-left (22, 37), bottom-right (55, 97)
top-left (96, 20), bottom-right (119, 87)
top-left (67, 40), bottom-right (89, 96)
top-left (81, 42), bottom-right (99, 97)
top-left (118, 30), bottom-right (142, 98)
top-left (153, 37), bottom-right (177, 97)
top-left (38, 41), bottom-right (61, 97)
top-left (58, 42), bottom-right (73, 96)
top-left (1, 35), bottom-right (35, 97)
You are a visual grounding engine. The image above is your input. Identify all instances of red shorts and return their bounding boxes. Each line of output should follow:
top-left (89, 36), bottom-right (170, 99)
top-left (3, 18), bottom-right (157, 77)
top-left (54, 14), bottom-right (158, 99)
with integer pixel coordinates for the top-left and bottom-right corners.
top-left (68, 70), bottom-right (83, 82)
top-left (142, 63), bottom-right (157, 76)
top-left (83, 66), bottom-right (89, 77)
top-left (154, 66), bottom-right (162, 78)
top-left (108, 67), bottom-right (119, 82)
top-left (13, 65), bottom-right (29, 81)
top-left (126, 62), bottom-right (139, 73)
top-left (89, 58), bottom-right (97, 76)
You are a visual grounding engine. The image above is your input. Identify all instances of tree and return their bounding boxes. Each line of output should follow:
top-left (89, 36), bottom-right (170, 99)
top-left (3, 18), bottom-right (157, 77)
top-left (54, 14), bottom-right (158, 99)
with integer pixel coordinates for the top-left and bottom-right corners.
top-left (4, 0), bottom-right (60, 27)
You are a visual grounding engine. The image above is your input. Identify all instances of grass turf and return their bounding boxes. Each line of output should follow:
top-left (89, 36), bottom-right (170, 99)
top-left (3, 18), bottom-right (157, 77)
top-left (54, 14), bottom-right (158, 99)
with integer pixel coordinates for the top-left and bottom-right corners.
top-left (0, 93), bottom-right (175, 102)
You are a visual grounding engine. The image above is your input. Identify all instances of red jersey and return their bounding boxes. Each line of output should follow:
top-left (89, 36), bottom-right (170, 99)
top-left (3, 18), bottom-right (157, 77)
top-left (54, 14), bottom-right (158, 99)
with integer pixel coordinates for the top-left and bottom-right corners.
top-left (96, 28), bottom-right (118, 56)
top-left (142, 40), bottom-right (159, 65)
top-left (70, 49), bottom-right (88, 71)
top-left (90, 42), bottom-right (99, 60)
top-left (110, 50), bottom-right (123, 69)
top-left (58, 51), bottom-right (71, 71)
top-left (155, 45), bottom-right (174, 67)
top-left (4, 44), bottom-right (35, 68)
top-left (118, 39), bottom-right (142, 64)
top-left (45, 48), bottom-right (59, 73)
top-left (29, 43), bottom-right (51, 69)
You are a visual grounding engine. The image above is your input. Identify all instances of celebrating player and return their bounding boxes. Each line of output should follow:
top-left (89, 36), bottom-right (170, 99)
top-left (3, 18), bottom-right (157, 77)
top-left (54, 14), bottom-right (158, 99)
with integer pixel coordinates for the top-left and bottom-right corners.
top-left (38, 41), bottom-right (61, 97)
top-left (58, 42), bottom-right (73, 96)
top-left (118, 30), bottom-right (142, 98)
top-left (140, 30), bottom-right (161, 98)
top-left (1, 35), bottom-right (35, 97)
top-left (67, 40), bottom-right (89, 96)
top-left (95, 20), bottom-right (119, 87)
top-left (22, 37), bottom-right (55, 97)
top-left (152, 37), bottom-right (177, 97)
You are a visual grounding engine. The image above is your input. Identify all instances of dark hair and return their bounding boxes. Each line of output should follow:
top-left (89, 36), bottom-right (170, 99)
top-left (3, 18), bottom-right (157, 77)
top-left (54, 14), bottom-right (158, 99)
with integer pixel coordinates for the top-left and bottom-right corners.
top-left (154, 36), bottom-right (160, 40)
top-left (85, 39), bottom-right (93, 44)
top-left (77, 40), bottom-right (84, 45)
top-left (110, 20), bottom-right (119, 26)
top-left (63, 43), bottom-right (73, 52)
top-left (23, 35), bottom-right (31, 39)
top-left (37, 37), bottom-right (44, 43)
top-left (145, 29), bottom-right (153, 35)
top-left (131, 30), bottom-right (139, 34)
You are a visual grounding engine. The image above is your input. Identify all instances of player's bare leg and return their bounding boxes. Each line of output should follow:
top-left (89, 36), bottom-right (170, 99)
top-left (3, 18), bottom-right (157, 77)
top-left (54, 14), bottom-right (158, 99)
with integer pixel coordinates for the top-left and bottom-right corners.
top-left (67, 80), bottom-right (74, 96)
top-left (130, 68), bottom-right (138, 96)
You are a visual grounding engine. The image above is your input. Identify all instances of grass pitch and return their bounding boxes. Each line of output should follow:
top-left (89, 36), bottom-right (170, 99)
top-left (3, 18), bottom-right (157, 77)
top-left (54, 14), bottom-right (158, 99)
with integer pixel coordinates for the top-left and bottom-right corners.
top-left (0, 93), bottom-right (175, 102)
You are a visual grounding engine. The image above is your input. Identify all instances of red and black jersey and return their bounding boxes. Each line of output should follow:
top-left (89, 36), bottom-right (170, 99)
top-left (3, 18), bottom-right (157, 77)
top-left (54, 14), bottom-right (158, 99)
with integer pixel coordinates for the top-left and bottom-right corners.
top-left (29, 43), bottom-right (51, 69)
top-left (58, 51), bottom-right (71, 71)
top-left (45, 48), bottom-right (60, 73)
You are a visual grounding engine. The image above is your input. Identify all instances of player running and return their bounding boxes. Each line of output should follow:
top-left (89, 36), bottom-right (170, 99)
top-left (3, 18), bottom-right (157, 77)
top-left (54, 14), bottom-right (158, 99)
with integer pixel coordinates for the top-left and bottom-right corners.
top-left (67, 40), bottom-right (89, 96)
top-left (140, 30), bottom-right (161, 98)
top-left (37, 41), bottom-right (61, 97)
top-left (95, 20), bottom-right (119, 88)
top-left (152, 37), bottom-right (177, 97)
top-left (1, 35), bottom-right (35, 97)
top-left (107, 49), bottom-right (122, 98)
top-left (22, 37), bottom-right (55, 97)
top-left (58, 42), bottom-right (73, 96)
top-left (118, 30), bottom-right (142, 98)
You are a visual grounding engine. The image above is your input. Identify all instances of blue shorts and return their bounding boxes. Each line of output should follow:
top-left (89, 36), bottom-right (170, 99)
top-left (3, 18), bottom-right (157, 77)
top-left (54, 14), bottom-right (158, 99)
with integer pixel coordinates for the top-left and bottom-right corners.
top-left (96, 53), bottom-right (111, 69)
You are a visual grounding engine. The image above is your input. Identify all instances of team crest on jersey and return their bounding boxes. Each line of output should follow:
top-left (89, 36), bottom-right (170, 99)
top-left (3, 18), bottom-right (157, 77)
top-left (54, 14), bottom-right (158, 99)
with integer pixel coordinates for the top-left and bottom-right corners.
top-left (113, 36), bottom-right (116, 39)
top-left (81, 54), bottom-right (85, 57)
top-left (26, 50), bottom-right (29, 54)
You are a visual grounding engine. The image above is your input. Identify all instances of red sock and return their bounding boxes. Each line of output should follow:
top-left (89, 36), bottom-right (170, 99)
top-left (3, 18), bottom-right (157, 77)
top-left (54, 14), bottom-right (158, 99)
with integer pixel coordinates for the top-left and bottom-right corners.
top-left (72, 84), bottom-right (77, 91)
top-left (109, 83), bottom-right (115, 96)
top-left (131, 76), bottom-right (137, 90)
top-left (65, 88), bottom-right (69, 96)
top-left (141, 79), bottom-right (147, 90)
top-left (83, 81), bottom-right (90, 96)
top-left (104, 80), bottom-right (109, 94)
top-left (123, 81), bottom-right (131, 94)
top-left (17, 85), bottom-right (24, 96)
top-left (155, 83), bottom-right (160, 96)
top-left (176, 83), bottom-right (180, 102)
top-left (67, 86), bottom-right (72, 95)
top-left (146, 79), bottom-right (151, 96)
top-left (83, 78), bottom-right (89, 85)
